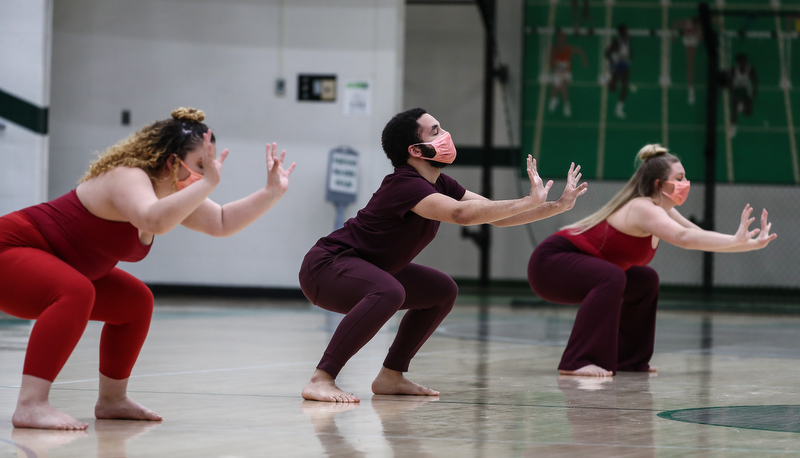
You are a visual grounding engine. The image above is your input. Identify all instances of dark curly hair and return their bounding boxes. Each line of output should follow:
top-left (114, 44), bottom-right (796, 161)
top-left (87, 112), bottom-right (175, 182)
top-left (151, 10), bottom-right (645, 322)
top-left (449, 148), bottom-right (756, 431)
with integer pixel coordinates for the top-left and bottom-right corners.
top-left (381, 108), bottom-right (428, 167)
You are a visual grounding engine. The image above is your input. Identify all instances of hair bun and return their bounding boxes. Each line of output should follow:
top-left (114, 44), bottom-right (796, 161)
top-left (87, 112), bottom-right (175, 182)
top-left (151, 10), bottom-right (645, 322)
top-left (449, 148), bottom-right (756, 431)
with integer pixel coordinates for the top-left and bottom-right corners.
top-left (637, 143), bottom-right (668, 161)
top-left (171, 107), bottom-right (205, 123)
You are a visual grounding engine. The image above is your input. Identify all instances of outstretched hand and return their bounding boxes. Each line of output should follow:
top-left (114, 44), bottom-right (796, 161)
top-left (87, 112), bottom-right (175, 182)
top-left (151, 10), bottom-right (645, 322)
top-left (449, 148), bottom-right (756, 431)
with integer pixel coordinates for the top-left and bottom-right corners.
top-left (201, 129), bottom-right (228, 187)
top-left (733, 204), bottom-right (777, 249)
top-left (753, 207), bottom-right (777, 248)
top-left (527, 154), bottom-right (553, 206)
top-left (265, 142), bottom-right (296, 196)
top-left (557, 162), bottom-right (588, 211)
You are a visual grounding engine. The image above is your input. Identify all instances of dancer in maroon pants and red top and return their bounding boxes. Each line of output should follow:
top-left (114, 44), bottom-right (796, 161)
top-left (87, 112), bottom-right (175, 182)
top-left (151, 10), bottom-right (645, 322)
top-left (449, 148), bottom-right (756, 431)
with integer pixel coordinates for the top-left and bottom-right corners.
top-left (299, 108), bottom-right (588, 402)
top-left (0, 108), bottom-right (294, 430)
top-left (528, 144), bottom-right (777, 377)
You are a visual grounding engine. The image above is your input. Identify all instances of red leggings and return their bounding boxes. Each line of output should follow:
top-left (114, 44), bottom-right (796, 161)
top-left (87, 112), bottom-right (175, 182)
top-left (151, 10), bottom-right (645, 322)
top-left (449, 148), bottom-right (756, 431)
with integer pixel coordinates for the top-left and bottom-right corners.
top-left (0, 212), bottom-right (153, 382)
top-left (299, 247), bottom-right (457, 378)
top-left (528, 235), bottom-right (659, 374)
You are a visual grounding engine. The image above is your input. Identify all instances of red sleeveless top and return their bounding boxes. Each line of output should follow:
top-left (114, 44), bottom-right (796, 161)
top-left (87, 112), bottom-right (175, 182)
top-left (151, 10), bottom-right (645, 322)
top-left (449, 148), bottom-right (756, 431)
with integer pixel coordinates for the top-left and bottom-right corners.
top-left (555, 221), bottom-right (657, 271)
top-left (20, 190), bottom-right (152, 280)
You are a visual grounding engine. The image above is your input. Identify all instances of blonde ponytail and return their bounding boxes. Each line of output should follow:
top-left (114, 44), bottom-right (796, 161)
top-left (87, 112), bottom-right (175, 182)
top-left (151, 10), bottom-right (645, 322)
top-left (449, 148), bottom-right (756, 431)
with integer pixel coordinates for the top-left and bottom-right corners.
top-left (563, 144), bottom-right (679, 233)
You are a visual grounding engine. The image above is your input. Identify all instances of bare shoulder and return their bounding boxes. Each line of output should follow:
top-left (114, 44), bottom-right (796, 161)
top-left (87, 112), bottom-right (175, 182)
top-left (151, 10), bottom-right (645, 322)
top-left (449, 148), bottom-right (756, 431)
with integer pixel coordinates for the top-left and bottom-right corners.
top-left (79, 166), bottom-right (151, 196)
top-left (609, 197), bottom-right (665, 233)
top-left (78, 166), bottom-right (157, 221)
top-left (106, 166), bottom-right (151, 181)
top-left (628, 197), bottom-right (662, 213)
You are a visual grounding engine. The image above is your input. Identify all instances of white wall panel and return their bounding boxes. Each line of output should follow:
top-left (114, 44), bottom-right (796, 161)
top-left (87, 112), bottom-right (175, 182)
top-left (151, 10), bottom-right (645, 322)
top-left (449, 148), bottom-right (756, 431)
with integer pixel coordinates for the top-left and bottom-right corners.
top-left (0, 0), bottom-right (51, 215)
top-left (49, 0), bottom-right (402, 287)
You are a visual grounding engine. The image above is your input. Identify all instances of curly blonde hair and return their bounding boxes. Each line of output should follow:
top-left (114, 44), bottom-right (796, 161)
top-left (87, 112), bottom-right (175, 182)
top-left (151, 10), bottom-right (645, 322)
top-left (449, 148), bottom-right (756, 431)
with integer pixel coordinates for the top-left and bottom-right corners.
top-left (79, 107), bottom-right (213, 183)
top-left (563, 144), bottom-right (681, 233)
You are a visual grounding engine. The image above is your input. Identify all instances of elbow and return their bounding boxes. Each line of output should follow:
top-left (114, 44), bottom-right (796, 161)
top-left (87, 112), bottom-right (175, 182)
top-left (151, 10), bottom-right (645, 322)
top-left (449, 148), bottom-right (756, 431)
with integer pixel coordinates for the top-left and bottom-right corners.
top-left (214, 228), bottom-right (234, 238)
top-left (451, 208), bottom-right (477, 226)
top-left (142, 219), bottom-right (172, 236)
top-left (672, 230), bottom-right (697, 250)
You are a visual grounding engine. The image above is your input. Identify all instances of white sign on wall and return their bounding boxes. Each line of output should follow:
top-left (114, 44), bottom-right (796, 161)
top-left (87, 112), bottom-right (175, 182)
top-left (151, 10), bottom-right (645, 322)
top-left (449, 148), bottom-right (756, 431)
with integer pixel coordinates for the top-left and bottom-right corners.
top-left (342, 80), bottom-right (371, 117)
top-left (326, 147), bottom-right (359, 203)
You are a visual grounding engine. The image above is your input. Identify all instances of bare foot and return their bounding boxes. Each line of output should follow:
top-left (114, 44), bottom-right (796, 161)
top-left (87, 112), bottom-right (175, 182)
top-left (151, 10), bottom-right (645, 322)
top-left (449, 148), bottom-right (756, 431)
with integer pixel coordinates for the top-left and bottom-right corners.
top-left (12, 401), bottom-right (88, 430)
top-left (95, 397), bottom-right (162, 421)
top-left (649, 366), bottom-right (658, 373)
top-left (302, 369), bottom-right (360, 403)
top-left (371, 366), bottom-right (439, 396)
top-left (558, 364), bottom-right (613, 377)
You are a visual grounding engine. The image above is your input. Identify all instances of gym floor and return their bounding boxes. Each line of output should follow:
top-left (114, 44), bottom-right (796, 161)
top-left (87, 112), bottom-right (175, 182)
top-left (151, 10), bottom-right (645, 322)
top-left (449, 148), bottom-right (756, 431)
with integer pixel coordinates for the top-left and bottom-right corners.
top-left (2, 293), bottom-right (800, 457)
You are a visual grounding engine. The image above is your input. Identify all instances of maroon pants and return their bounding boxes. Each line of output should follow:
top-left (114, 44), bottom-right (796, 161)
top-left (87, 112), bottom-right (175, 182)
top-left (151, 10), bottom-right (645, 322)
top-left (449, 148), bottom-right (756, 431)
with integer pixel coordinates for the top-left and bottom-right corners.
top-left (299, 247), bottom-right (457, 378)
top-left (527, 235), bottom-right (659, 374)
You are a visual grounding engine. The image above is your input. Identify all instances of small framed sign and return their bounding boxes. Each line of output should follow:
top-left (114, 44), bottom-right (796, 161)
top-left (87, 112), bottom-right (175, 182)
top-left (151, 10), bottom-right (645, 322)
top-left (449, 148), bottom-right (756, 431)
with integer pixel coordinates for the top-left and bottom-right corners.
top-left (298, 74), bottom-right (337, 102)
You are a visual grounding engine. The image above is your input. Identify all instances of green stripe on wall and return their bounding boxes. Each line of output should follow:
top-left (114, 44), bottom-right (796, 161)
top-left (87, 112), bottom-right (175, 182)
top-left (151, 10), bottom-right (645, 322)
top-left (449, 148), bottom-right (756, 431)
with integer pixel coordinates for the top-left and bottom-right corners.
top-left (0, 89), bottom-right (48, 134)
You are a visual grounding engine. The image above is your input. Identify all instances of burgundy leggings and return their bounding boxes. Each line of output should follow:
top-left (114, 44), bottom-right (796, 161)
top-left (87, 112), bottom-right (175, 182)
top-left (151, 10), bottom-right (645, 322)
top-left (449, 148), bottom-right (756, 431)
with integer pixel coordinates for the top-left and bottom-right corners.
top-left (528, 235), bottom-right (659, 374)
top-left (299, 247), bottom-right (457, 378)
top-left (0, 212), bottom-right (154, 382)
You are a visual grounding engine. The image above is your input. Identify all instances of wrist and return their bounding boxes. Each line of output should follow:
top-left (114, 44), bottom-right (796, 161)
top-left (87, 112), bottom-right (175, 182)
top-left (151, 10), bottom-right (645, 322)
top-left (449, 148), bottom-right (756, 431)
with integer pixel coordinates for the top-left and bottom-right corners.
top-left (553, 197), bottom-right (568, 213)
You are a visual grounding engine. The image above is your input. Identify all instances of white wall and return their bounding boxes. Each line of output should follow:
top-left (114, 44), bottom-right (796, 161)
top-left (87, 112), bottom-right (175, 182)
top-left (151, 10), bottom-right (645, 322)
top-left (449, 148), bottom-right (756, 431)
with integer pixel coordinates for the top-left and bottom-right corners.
top-left (0, 0), bottom-right (51, 215)
top-left (49, 0), bottom-right (403, 287)
top-left (22, 0), bottom-right (800, 290)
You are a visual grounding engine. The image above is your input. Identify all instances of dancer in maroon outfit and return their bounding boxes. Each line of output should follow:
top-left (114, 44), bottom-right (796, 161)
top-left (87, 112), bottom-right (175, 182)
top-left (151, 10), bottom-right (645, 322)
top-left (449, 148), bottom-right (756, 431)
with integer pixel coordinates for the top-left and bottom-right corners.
top-left (528, 144), bottom-right (776, 377)
top-left (0, 108), bottom-right (294, 429)
top-left (300, 108), bottom-right (588, 402)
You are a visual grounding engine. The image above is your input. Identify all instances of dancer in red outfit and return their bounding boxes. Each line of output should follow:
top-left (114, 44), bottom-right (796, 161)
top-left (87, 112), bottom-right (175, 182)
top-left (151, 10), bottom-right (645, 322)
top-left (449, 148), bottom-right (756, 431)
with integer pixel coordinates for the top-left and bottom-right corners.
top-left (299, 108), bottom-right (588, 403)
top-left (528, 144), bottom-right (776, 377)
top-left (0, 108), bottom-right (294, 430)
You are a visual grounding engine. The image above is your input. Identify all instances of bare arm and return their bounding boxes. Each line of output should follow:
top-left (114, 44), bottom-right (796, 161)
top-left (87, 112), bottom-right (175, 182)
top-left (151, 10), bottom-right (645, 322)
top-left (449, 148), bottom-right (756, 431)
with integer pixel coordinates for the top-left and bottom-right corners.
top-left (667, 207), bottom-right (702, 229)
top-left (411, 155), bottom-right (553, 225)
top-left (632, 201), bottom-right (775, 252)
top-left (180, 143), bottom-right (295, 237)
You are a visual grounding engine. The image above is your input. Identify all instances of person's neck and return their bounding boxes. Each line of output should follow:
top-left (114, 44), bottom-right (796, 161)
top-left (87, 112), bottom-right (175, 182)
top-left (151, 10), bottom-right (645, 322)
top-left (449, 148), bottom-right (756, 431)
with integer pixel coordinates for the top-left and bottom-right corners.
top-left (406, 157), bottom-right (442, 184)
top-left (651, 192), bottom-right (676, 212)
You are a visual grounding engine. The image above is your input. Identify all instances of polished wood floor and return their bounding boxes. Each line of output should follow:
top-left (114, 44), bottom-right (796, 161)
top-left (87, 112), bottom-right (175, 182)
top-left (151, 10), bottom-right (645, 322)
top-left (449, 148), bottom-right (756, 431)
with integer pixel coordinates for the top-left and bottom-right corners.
top-left (2, 296), bottom-right (800, 457)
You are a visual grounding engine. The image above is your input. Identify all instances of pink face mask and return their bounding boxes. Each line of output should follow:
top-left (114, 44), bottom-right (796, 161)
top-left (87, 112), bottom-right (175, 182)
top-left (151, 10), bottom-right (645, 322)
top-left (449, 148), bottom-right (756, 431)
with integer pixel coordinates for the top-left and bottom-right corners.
top-left (413, 130), bottom-right (457, 164)
top-left (176, 158), bottom-right (204, 191)
top-left (662, 180), bottom-right (690, 205)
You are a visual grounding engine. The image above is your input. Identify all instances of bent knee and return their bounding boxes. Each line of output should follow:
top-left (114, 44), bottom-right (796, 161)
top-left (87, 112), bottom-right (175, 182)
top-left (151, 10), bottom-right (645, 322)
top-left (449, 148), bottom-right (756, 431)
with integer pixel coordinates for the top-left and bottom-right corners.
top-left (440, 276), bottom-right (458, 301)
top-left (375, 282), bottom-right (406, 308)
top-left (128, 283), bottom-right (155, 318)
top-left (58, 278), bottom-right (96, 318)
top-left (633, 266), bottom-right (660, 288)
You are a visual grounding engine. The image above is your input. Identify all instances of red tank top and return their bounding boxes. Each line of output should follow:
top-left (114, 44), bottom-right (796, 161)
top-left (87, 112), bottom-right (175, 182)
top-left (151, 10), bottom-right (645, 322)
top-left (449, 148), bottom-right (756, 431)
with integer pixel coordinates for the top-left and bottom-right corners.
top-left (555, 221), bottom-right (656, 271)
top-left (20, 190), bottom-right (152, 280)
top-left (553, 46), bottom-right (572, 71)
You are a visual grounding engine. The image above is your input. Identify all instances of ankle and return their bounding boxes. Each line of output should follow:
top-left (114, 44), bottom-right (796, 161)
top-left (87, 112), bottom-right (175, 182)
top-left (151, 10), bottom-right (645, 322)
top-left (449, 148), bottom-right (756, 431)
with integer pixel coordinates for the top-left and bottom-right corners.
top-left (97, 392), bottom-right (128, 404)
top-left (377, 366), bottom-right (403, 380)
top-left (310, 369), bottom-right (335, 384)
top-left (16, 397), bottom-right (47, 408)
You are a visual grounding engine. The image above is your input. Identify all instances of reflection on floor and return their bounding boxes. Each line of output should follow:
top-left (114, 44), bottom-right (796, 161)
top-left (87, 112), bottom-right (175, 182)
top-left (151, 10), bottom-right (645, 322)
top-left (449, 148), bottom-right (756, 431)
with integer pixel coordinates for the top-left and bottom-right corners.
top-left (2, 297), bottom-right (800, 457)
